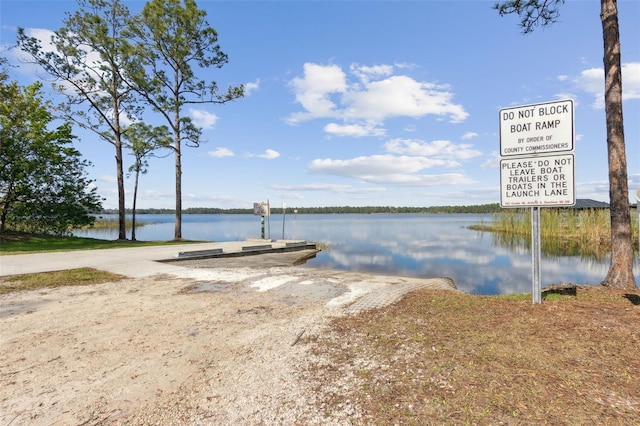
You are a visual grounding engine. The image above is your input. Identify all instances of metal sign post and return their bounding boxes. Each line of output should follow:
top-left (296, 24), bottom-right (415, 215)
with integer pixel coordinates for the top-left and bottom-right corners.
top-left (267, 199), bottom-right (271, 240)
top-left (282, 202), bottom-right (287, 240)
top-left (499, 99), bottom-right (575, 304)
top-left (531, 207), bottom-right (542, 304)
top-left (636, 189), bottom-right (640, 256)
top-left (253, 201), bottom-right (270, 240)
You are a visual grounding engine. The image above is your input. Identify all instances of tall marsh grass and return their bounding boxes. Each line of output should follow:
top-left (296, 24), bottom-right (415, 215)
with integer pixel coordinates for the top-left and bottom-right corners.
top-left (77, 217), bottom-right (147, 230)
top-left (471, 208), bottom-right (639, 260)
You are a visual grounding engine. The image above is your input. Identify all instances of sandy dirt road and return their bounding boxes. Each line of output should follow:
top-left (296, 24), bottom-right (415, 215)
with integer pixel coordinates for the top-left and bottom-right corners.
top-left (0, 251), bottom-right (456, 425)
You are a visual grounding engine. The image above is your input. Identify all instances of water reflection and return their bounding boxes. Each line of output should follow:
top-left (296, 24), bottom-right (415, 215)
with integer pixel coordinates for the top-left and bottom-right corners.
top-left (490, 231), bottom-right (611, 262)
top-left (75, 214), bottom-right (638, 295)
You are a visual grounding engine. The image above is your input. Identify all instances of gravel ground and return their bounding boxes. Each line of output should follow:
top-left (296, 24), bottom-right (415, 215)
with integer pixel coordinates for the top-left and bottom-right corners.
top-left (0, 254), bottom-right (456, 425)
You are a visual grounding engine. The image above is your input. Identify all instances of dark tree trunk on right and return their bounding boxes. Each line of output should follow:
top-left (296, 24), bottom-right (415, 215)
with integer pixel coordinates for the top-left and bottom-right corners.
top-left (599, 0), bottom-right (636, 289)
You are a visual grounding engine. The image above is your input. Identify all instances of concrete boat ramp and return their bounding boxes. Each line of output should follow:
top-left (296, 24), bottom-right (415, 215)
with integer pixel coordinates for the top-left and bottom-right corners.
top-left (0, 239), bottom-right (458, 314)
top-left (172, 239), bottom-right (319, 260)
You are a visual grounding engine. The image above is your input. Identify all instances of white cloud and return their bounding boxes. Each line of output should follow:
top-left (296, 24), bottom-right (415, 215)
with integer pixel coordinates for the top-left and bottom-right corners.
top-left (308, 156), bottom-right (469, 187)
top-left (208, 147), bottom-right (234, 158)
top-left (575, 180), bottom-right (610, 202)
top-left (324, 122), bottom-right (386, 137)
top-left (243, 149), bottom-right (280, 160)
top-left (4, 28), bottom-right (104, 100)
top-left (573, 62), bottom-right (640, 108)
top-left (622, 62), bottom-right (640, 100)
top-left (350, 63), bottom-right (394, 83)
top-left (3, 28), bottom-right (51, 76)
top-left (286, 62), bottom-right (468, 134)
top-left (137, 189), bottom-right (173, 200)
top-left (462, 131), bottom-right (478, 140)
top-left (480, 152), bottom-right (501, 169)
top-left (258, 149), bottom-right (280, 159)
top-left (306, 135), bottom-right (481, 187)
top-left (384, 138), bottom-right (482, 161)
top-left (189, 109), bottom-right (218, 129)
top-left (270, 183), bottom-right (385, 194)
top-left (9, 28), bottom-right (58, 67)
top-left (271, 183), bottom-right (349, 191)
top-left (343, 75), bottom-right (468, 123)
top-left (574, 67), bottom-right (605, 108)
top-left (287, 63), bottom-right (346, 124)
top-left (309, 155), bottom-right (452, 177)
top-left (99, 175), bottom-right (117, 183)
top-left (245, 79), bottom-right (260, 95)
top-left (361, 173), bottom-right (475, 186)
top-left (304, 163), bottom-right (477, 187)
top-left (554, 92), bottom-right (577, 103)
top-left (15, 28), bottom-right (109, 95)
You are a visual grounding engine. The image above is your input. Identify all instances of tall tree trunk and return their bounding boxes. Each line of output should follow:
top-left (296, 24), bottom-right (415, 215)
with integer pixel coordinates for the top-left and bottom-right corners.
top-left (115, 137), bottom-right (127, 241)
top-left (112, 80), bottom-right (127, 241)
top-left (0, 182), bottom-right (14, 234)
top-left (600, 0), bottom-right (637, 289)
top-left (174, 136), bottom-right (182, 241)
top-left (131, 165), bottom-right (139, 241)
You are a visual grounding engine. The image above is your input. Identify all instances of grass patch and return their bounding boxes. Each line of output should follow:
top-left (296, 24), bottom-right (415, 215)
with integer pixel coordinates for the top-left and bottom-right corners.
top-left (76, 217), bottom-right (149, 230)
top-left (0, 268), bottom-right (125, 294)
top-left (306, 286), bottom-right (640, 425)
top-left (495, 292), bottom-right (531, 302)
top-left (470, 208), bottom-right (639, 259)
top-left (0, 232), bottom-right (202, 255)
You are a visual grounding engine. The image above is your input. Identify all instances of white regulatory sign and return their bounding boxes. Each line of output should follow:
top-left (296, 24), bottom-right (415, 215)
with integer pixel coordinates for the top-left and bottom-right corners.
top-left (500, 153), bottom-right (575, 207)
top-left (499, 99), bottom-right (574, 157)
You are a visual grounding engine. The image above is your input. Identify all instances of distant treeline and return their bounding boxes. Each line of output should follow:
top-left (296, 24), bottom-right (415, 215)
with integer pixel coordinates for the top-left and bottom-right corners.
top-left (99, 203), bottom-right (504, 215)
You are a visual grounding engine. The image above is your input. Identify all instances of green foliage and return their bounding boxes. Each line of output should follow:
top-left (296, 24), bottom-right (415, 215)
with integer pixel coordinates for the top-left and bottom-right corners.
top-left (0, 76), bottom-right (103, 235)
top-left (0, 232), bottom-right (199, 254)
top-left (14, 0), bottom-right (246, 241)
top-left (123, 122), bottom-right (172, 239)
top-left (124, 0), bottom-right (245, 239)
top-left (125, 123), bottom-right (172, 176)
top-left (16, 0), bottom-right (138, 240)
top-left (471, 208), bottom-right (639, 259)
top-left (495, 0), bottom-right (635, 292)
top-left (495, 293), bottom-right (531, 301)
top-left (128, 0), bottom-right (245, 117)
top-left (98, 203), bottom-right (504, 215)
top-left (494, 0), bottom-right (565, 34)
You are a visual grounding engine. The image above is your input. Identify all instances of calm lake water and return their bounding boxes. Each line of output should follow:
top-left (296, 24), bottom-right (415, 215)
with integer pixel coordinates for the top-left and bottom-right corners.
top-left (74, 213), bottom-right (639, 295)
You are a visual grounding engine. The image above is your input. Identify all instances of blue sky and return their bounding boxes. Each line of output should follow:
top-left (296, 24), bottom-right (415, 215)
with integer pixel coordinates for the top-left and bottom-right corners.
top-left (2, 0), bottom-right (639, 210)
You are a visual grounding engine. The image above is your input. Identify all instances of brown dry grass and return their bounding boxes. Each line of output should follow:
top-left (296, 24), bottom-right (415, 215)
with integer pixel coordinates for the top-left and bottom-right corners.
top-left (306, 286), bottom-right (640, 425)
top-left (0, 268), bottom-right (125, 294)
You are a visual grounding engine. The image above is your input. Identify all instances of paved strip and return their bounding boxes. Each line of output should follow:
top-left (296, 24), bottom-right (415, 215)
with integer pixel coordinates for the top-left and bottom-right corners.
top-left (1, 241), bottom-right (459, 314)
top-left (0, 240), bottom-right (310, 278)
top-left (345, 278), bottom-right (457, 314)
